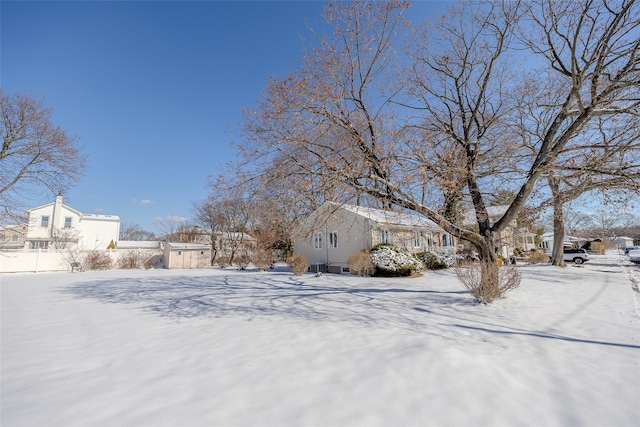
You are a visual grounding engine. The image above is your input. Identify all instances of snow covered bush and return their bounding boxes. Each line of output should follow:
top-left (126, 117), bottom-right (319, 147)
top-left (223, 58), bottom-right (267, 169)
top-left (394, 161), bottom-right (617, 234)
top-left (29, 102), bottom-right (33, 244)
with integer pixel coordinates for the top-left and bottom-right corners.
top-left (348, 251), bottom-right (375, 276)
top-left (416, 251), bottom-right (450, 270)
top-left (370, 245), bottom-right (423, 277)
top-left (288, 254), bottom-right (308, 276)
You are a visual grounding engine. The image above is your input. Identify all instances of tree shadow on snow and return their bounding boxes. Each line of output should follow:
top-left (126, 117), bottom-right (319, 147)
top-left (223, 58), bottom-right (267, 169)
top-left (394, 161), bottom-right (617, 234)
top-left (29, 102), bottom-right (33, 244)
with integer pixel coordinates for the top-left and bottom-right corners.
top-left (60, 271), bottom-right (476, 332)
top-left (453, 324), bottom-right (640, 349)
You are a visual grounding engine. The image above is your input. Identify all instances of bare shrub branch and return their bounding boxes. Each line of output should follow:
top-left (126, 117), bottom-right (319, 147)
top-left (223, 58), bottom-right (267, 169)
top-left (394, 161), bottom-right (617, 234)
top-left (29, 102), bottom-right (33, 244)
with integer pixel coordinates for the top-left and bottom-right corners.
top-left (454, 261), bottom-right (521, 304)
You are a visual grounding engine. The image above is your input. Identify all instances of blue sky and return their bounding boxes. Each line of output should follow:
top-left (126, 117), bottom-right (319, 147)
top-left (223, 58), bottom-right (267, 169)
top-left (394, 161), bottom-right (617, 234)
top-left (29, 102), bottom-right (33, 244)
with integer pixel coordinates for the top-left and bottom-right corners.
top-left (2, 0), bottom-right (450, 232)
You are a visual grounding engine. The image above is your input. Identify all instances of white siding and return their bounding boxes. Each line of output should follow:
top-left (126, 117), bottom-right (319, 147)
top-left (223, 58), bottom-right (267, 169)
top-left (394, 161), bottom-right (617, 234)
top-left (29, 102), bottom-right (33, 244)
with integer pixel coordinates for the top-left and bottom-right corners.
top-left (79, 216), bottom-right (120, 250)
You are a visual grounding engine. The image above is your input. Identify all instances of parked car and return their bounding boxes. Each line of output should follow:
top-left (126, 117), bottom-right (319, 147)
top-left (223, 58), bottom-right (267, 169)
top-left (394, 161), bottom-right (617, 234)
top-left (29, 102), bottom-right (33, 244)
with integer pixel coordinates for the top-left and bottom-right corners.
top-left (563, 248), bottom-right (590, 264)
top-left (628, 249), bottom-right (640, 264)
top-left (623, 245), bottom-right (640, 255)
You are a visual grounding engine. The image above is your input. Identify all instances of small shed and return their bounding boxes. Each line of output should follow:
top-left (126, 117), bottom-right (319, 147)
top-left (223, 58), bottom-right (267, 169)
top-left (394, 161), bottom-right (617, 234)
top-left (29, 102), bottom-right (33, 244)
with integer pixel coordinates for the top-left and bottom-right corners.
top-left (163, 242), bottom-right (211, 269)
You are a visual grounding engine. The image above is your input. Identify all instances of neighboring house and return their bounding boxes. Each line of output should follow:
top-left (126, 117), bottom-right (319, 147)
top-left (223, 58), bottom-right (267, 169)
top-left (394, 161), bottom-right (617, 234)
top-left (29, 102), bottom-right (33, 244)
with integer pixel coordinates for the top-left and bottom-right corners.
top-left (0, 224), bottom-right (28, 250)
top-left (215, 231), bottom-right (257, 259)
top-left (462, 206), bottom-right (536, 259)
top-left (163, 242), bottom-right (211, 269)
top-left (25, 194), bottom-right (120, 250)
top-left (538, 232), bottom-right (585, 253)
top-left (294, 202), bottom-right (450, 274)
top-left (167, 226), bottom-right (257, 260)
top-left (615, 236), bottom-right (634, 249)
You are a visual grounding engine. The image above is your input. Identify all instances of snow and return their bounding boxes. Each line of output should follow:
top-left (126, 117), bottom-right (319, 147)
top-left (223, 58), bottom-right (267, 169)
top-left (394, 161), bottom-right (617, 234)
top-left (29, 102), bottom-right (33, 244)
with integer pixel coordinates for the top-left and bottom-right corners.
top-left (334, 201), bottom-right (440, 229)
top-left (2, 257), bottom-right (639, 426)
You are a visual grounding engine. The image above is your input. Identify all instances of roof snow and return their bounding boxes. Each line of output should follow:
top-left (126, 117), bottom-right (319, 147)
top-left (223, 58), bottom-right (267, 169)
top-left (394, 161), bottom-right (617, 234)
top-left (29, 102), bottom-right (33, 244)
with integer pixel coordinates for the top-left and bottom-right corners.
top-left (332, 202), bottom-right (440, 229)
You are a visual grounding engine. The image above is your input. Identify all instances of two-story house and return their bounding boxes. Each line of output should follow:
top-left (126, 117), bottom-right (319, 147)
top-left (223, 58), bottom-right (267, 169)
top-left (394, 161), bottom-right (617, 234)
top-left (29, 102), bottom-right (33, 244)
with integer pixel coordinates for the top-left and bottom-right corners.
top-left (25, 194), bottom-right (120, 250)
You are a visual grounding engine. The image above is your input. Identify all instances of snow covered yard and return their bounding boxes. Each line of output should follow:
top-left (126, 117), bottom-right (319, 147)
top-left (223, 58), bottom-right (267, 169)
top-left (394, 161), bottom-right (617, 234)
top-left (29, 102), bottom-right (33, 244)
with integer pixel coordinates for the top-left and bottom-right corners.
top-left (2, 263), bottom-right (639, 427)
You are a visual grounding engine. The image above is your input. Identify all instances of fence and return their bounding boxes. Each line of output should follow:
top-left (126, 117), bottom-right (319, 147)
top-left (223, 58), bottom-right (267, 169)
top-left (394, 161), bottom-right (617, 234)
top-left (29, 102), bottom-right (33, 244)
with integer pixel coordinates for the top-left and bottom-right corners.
top-left (0, 248), bottom-right (163, 273)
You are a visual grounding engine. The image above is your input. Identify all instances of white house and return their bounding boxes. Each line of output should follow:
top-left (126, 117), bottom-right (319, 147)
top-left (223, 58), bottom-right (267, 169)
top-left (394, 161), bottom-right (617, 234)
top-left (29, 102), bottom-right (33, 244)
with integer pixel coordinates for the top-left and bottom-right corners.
top-left (538, 232), bottom-right (585, 253)
top-left (615, 236), bottom-right (634, 249)
top-left (294, 202), bottom-right (452, 274)
top-left (25, 194), bottom-right (120, 250)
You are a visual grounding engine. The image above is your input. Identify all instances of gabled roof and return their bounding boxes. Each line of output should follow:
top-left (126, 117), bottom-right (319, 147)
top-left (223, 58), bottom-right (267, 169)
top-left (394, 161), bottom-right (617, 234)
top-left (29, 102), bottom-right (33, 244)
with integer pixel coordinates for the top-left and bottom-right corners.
top-left (26, 201), bottom-right (119, 221)
top-left (326, 202), bottom-right (440, 230)
top-left (26, 201), bottom-right (83, 217)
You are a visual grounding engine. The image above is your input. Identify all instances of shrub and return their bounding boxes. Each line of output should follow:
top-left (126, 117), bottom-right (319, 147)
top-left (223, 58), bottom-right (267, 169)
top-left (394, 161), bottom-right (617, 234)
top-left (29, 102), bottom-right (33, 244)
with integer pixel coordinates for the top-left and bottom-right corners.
top-left (252, 248), bottom-right (274, 271)
top-left (453, 261), bottom-right (521, 304)
top-left (589, 241), bottom-right (606, 254)
top-left (288, 254), bottom-right (308, 276)
top-left (144, 254), bottom-right (163, 269)
top-left (235, 253), bottom-right (251, 270)
top-left (83, 250), bottom-right (112, 270)
top-left (416, 251), bottom-right (449, 270)
top-left (118, 250), bottom-right (144, 269)
top-left (370, 245), bottom-right (423, 277)
top-left (348, 251), bottom-right (375, 276)
top-left (524, 250), bottom-right (550, 264)
top-left (216, 256), bottom-right (231, 269)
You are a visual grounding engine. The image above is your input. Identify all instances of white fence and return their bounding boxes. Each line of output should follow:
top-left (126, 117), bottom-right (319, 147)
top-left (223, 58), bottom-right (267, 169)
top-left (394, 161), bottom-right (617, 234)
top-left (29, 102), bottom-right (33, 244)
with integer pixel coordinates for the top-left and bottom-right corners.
top-left (0, 249), bottom-right (163, 273)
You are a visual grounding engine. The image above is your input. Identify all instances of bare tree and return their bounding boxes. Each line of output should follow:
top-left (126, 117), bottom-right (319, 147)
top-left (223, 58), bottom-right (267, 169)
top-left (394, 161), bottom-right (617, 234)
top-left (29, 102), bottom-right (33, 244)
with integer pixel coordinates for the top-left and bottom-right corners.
top-left (247, 166), bottom-right (333, 260)
top-left (49, 226), bottom-right (80, 249)
top-left (193, 199), bottom-right (222, 261)
top-left (583, 208), bottom-right (637, 243)
top-left (238, 0), bottom-right (638, 303)
top-left (153, 215), bottom-right (190, 242)
top-left (119, 222), bottom-right (156, 241)
top-left (544, 115), bottom-right (640, 265)
top-left (199, 175), bottom-right (256, 264)
top-left (0, 90), bottom-right (86, 220)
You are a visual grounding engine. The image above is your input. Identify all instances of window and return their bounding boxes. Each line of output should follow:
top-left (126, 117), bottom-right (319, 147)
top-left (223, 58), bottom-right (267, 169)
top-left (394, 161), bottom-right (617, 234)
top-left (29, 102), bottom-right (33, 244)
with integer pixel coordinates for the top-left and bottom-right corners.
top-left (41, 216), bottom-right (50, 228)
top-left (30, 241), bottom-right (49, 249)
top-left (378, 229), bottom-right (390, 244)
top-left (313, 232), bottom-right (323, 249)
top-left (0, 233), bottom-right (4, 242)
top-left (328, 231), bottom-right (338, 249)
top-left (64, 217), bottom-right (73, 228)
top-left (413, 231), bottom-right (422, 248)
top-left (177, 250), bottom-right (183, 255)
top-left (11, 234), bottom-right (19, 242)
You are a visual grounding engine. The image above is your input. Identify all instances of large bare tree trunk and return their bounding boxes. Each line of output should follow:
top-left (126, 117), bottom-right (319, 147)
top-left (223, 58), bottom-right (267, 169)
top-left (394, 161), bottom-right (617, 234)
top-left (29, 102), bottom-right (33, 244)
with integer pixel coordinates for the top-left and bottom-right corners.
top-left (549, 177), bottom-right (566, 267)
